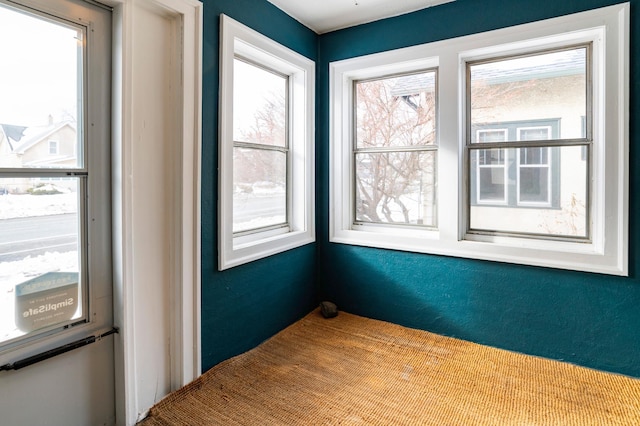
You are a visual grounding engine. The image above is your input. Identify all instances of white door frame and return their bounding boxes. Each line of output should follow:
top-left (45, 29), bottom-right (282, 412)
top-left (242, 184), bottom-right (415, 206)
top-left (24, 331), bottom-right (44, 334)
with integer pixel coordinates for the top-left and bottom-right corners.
top-left (107, 0), bottom-right (202, 424)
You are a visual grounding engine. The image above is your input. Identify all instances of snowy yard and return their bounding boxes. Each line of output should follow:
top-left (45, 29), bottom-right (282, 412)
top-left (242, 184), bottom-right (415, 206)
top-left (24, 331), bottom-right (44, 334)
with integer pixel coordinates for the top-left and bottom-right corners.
top-left (0, 192), bottom-right (79, 343)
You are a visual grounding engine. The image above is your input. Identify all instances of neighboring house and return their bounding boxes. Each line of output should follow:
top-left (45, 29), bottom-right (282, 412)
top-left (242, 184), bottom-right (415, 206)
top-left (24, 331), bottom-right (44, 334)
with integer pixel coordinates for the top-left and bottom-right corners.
top-left (385, 48), bottom-right (587, 238)
top-left (0, 118), bottom-right (77, 193)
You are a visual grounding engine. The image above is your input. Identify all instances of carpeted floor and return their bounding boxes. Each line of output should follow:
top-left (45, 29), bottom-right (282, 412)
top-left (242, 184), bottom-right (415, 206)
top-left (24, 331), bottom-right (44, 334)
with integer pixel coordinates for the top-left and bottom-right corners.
top-left (140, 310), bottom-right (640, 425)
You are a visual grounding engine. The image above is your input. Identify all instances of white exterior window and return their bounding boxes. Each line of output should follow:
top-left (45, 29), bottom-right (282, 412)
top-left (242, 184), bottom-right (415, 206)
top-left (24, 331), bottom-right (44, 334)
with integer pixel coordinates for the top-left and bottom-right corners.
top-left (330, 3), bottom-right (629, 275)
top-left (48, 140), bottom-right (58, 155)
top-left (219, 15), bottom-right (315, 270)
top-left (476, 129), bottom-right (507, 205)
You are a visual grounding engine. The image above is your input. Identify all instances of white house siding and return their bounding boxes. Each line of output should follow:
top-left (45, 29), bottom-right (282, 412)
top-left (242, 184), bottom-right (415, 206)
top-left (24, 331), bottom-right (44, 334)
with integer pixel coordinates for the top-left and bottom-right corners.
top-left (469, 73), bottom-right (588, 238)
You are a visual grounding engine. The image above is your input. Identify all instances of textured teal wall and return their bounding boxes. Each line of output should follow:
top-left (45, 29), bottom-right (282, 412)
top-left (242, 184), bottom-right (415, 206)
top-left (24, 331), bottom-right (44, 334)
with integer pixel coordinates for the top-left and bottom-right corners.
top-left (200, 0), bottom-right (318, 371)
top-left (200, 0), bottom-right (640, 378)
top-left (317, 0), bottom-right (640, 378)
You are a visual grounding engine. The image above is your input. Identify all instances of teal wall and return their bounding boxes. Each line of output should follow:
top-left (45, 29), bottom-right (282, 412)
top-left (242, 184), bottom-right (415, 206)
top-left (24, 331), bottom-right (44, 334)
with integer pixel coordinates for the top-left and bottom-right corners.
top-left (201, 0), bottom-right (640, 378)
top-left (317, 0), bottom-right (640, 378)
top-left (200, 0), bottom-right (318, 371)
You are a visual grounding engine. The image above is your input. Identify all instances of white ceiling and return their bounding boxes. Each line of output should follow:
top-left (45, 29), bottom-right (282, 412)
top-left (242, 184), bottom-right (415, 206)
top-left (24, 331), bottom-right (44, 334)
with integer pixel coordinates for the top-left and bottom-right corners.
top-left (266, 0), bottom-right (455, 34)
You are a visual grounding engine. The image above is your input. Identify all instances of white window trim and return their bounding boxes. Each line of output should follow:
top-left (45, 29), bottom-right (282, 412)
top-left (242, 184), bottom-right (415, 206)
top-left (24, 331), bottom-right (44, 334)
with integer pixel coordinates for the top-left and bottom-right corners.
top-left (48, 139), bottom-right (59, 155)
top-left (219, 15), bottom-right (315, 270)
top-left (516, 126), bottom-right (552, 207)
top-left (476, 129), bottom-right (508, 205)
top-left (516, 136), bottom-right (552, 208)
top-left (330, 3), bottom-right (628, 276)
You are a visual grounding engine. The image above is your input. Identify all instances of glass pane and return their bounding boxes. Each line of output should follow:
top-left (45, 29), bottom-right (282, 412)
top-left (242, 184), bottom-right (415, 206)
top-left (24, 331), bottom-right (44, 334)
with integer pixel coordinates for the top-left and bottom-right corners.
top-left (0, 178), bottom-right (83, 345)
top-left (519, 167), bottom-right (549, 203)
top-left (233, 147), bottom-right (286, 233)
top-left (355, 151), bottom-right (436, 226)
top-left (519, 127), bottom-right (550, 141)
top-left (478, 129), bottom-right (507, 143)
top-left (0, 4), bottom-right (83, 169)
top-left (470, 146), bottom-right (587, 237)
top-left (356, 71), bottom-right (436, 148)
top-left (520, 147), bottom-right (548, 165)
top-left (478, 148), bottom-right (505, 166)
top-left (478, 167), bottom-right (506, 202)
top-left (469, 47), bottom-right (587, 143)
top-left (233, 59), bottom-right (287, 147)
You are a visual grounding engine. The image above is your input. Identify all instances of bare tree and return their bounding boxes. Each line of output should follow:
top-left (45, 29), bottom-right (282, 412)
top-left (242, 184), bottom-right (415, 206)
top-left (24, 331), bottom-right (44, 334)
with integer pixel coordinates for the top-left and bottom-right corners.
top-left (234, 91), bottom-right (287, 192)
top-left (354, 75), bottom-right (436, 225)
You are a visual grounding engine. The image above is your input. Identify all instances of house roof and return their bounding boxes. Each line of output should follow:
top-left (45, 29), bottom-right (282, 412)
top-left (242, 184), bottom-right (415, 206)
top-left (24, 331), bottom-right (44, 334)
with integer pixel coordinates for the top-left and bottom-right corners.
top-left (12, 120), bottom-right (76, 154)
top-left (391, 48), bottom-right (585, 96)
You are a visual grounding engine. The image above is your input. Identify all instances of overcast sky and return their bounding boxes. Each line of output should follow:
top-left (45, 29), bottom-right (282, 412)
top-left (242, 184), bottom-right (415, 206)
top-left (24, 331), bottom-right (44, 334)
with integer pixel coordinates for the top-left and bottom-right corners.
top-left (0, 4), bottom-right (80, 127)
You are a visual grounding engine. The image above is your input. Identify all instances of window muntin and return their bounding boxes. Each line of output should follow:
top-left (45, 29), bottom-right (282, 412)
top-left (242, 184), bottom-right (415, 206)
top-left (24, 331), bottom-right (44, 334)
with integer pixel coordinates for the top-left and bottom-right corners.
top-left (467, 46), bottom-right (590, 240)
top-left (353, 70), bottom-right (437, 228)
top-left (232, 58), bottom-right (289, 235)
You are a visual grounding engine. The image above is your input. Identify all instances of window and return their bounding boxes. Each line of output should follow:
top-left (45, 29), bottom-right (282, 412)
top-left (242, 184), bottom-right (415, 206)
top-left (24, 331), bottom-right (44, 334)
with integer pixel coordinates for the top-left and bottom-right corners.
top-left (232, 58), bottom-right (288, 234)
top-left (330, 3), bottom-right (628, 275)
top-left (48, 140), bottom-right (59, 155)
top-left (219, 15), bottom-right (314, 270)
top-left (354, 71), bottom-right (437, 228)
top-left (471, 119), bottom-right (561, 209)
top-left (467, 47), bottom-right (588, 238)
top-left (0, 0), bottom-right (111, 356)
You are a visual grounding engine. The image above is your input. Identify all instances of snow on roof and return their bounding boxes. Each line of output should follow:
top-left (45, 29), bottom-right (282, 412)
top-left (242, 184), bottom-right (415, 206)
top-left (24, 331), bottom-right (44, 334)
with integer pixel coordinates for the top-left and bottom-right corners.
top-left (391, 48), bottom-right (585, 96)
top-left (13, 120), bottom-right (76, 154)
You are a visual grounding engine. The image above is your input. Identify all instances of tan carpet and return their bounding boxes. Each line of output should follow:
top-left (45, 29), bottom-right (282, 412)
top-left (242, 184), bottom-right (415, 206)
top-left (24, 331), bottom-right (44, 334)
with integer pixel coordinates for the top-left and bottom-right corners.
top-left (140, 310), bottom-right (640, 425)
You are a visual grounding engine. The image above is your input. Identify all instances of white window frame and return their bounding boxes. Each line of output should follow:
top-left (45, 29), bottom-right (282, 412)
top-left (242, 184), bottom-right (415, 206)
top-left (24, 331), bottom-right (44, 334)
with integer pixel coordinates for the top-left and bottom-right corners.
top-left (330, 3), bottom-right (628, 276)
top-left (352, 70), bottom-right (439, 229)
top-left (48, 139), bottom-right (59, 155)
top-left (476, 129), bottom-right (508, 205)
top-left (516, 126), bottom-right (552, 207)
top-left (219, 14), bottom-right (315, 270)
top-left (0, 0), bottom-right (112, 361)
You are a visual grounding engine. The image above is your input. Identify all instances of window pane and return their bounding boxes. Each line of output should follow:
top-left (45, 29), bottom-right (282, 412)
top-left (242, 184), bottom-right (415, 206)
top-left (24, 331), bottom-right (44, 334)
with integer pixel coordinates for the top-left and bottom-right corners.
top-left (233, 147), bottom-right (286, 233)
top-left (470, 146), bottom-right (587, 237)
top-left (478, 148), bottom-right (505, 166)
top-left (356, 71), bottom-right (436, 148)
top-left (520, 147), bottom-right (548, 165)
top-left (0, 4), bottom-right (83, 169)
top-left (469, 48), bottom-right (587, 143)
top-left (519, 166), bottom-right (549, 203)
top-left (0, 178), bottom-right (83, 345)
top-left (355, 151), bottom-right (436, 226)
top-left (233, 59), bottom-right (287, 147)
top-left (478, 129), bottom-right (507, 143)
top-left (519, 127), bottom-right (550, 141)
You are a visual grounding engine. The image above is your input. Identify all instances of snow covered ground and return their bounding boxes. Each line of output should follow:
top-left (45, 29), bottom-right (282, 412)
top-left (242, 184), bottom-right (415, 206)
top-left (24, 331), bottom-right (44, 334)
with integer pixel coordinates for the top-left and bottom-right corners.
top-left (0, 190), bottom-right (76, 219)
top-left (0, 192), bottom-right (79, 344)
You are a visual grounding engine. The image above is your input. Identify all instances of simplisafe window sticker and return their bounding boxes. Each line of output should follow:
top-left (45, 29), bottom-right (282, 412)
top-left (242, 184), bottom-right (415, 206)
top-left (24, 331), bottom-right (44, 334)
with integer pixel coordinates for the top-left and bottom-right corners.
top-left (15, 271), bottom-right (79, 332)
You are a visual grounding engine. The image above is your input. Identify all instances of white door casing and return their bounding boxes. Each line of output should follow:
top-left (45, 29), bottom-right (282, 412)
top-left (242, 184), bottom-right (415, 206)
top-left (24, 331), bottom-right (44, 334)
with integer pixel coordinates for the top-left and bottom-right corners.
top-left (0, 0), bottom-right (201, 424)
top-left (108, 0), bottom-right (202, 424)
